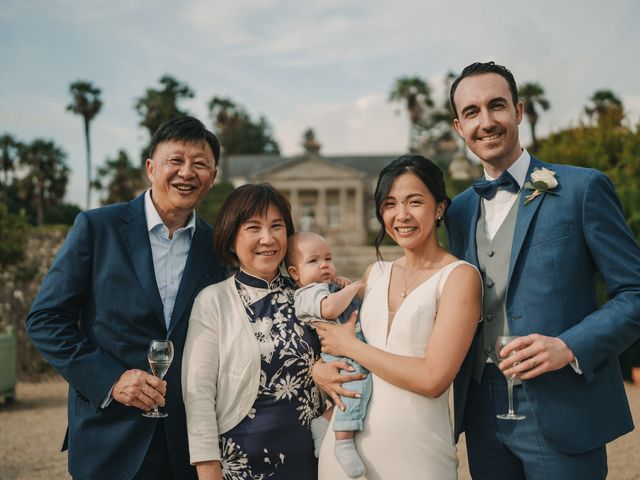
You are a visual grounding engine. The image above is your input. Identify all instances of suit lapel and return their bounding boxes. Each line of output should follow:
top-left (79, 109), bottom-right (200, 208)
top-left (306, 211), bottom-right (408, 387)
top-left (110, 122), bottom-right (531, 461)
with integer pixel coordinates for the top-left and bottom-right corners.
top-left (119, 195), bottom-right (166, 330)
top-left (168, 218), bottom-right (213, 333)
top-left (465, 193), bottom-right (481, 269)
top-left (507, 157), bottom-right (546, 286)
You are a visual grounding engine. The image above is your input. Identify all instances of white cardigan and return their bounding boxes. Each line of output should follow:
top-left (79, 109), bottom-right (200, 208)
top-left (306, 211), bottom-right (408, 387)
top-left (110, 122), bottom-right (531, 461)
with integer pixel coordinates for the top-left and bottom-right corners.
top-left (182, 276), bottom-right (261, 464)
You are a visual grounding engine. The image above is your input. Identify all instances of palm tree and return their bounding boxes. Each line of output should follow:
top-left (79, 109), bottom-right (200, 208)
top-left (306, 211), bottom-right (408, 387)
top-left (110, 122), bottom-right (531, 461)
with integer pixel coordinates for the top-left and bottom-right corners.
top-left (135, 75), bottom-right (194, 166)
top-left (585, 90), bottom-right (623, 127)
top-left (93, 150), bottom-right (144, 205)
top-left (519, 82), bottom-right (550, 151)
top-left (67, 81), bottom-right (102, 209)
top-left (18, 140), bottom-right (69, 225)
top-left (208, 96), bottom-right (241, 182)
top-left (135, 75), bottom-right (194, 138)
top-left (389, 76), bottom-right (433, 124)
top-left (207, 96), bottom-right (280, 180)
top-left (389, 76), bottom-right (434, 153)
top-left (0, 134), bottom-right (19, 187)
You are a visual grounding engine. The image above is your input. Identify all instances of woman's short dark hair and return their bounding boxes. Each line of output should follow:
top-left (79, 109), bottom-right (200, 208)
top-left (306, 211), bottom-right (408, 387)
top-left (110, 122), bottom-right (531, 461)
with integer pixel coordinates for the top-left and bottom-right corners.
top-left (374, 155), bottom-right (450, 260)
top-left (213, 183), bottom-right (295, 266)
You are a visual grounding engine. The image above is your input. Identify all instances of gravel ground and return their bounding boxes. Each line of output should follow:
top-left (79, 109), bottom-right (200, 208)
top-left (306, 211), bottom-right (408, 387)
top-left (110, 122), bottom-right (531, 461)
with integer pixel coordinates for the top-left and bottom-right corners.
top-left (1, 378), bottom-right (639, 479)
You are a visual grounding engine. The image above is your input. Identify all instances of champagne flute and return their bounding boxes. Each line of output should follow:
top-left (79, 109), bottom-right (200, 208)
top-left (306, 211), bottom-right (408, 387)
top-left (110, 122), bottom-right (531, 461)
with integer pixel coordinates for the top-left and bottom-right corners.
top-left (495, 335), bottom-right (526, 420)
top-left (142, 339), bottom-right (174, 418)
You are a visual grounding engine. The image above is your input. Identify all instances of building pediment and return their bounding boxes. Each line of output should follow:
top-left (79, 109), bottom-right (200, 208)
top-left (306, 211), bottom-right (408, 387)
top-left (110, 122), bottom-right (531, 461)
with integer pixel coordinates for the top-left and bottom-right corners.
top-left (257, 155), bottom-right (366, 182)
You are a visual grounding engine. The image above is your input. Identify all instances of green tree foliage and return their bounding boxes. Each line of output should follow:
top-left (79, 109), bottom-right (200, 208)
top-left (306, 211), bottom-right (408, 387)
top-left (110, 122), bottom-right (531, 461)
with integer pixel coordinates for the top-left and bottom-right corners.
top-left (389, 76), bottom-right (434, 153)
top-left (390, 74), bottom-right (461, 153)
top-left (67, 81), bottom-right (102, 209)
top-left (519, 82), bottom-right (550, 152)
top-left (195, 181), bottom-right (236, 226)
top-left (135, 75), bottom-right (195, 165)
top-left (389, 76), bottom-right (433, 124)
top-left (0, 134), bottom-right (20, 187)
top-left (208, 96), bottom-right (280, 155)
top-left (0, 202), bottom-right (28, 267)
top-left (585, 89), bottom-right (624, 127)
top-left (208, 96), bottom-right (280, 181)
top-left (431, 71), bottom-right (459, 141)
top-left (93, 150), bottom-right (145, 205)
top-left (135, 75), bottom-right (194, 138)
top-left (536, 120), bottom-right (637, 234)
top-left (16, 140), bottom-right (70, 225)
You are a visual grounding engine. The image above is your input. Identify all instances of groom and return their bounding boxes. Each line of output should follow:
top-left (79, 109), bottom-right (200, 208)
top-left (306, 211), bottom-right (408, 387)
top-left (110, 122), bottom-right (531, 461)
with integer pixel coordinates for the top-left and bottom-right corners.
top-left (446, 61), bottom-right (640, 479)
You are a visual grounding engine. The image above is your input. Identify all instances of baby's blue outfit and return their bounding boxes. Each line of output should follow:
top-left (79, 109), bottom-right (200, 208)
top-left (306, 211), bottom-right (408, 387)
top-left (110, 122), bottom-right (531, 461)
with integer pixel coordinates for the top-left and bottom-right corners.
top-left (294, 282), bottom-right (372, 432)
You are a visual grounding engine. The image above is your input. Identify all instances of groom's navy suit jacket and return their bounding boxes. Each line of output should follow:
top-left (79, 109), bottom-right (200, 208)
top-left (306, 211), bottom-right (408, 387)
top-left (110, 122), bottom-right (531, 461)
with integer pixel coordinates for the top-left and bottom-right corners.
top-left (446, 156), bottom-right (640, 454)
top-left (27, 194), bottom-right (226, 480)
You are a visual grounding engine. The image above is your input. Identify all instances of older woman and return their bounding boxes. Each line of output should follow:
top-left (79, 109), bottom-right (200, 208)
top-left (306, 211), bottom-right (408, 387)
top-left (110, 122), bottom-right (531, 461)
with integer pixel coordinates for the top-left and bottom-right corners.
top-left (182, 184), bottom-right (322, 480)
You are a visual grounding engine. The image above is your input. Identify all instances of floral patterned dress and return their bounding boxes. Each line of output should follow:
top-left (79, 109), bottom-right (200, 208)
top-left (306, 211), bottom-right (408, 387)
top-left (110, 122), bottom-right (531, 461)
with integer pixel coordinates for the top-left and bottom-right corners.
top-left (219, 270), bottom-right (322, 480)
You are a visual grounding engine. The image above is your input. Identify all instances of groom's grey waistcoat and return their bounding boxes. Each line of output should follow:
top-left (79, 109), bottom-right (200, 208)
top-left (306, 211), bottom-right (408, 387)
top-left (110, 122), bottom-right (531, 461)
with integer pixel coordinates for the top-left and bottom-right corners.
top-left (472, 197), bottom-right (520, 382)
top-left (448, 156), bottom-right (640, 453)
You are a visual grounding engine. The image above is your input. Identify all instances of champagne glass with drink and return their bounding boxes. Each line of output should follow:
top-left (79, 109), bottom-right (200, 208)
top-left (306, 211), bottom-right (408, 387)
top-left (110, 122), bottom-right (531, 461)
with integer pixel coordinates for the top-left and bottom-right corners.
top-left (495, 335), bottom-right (526, 420)
top-left (142, 339), bottom-right (174, 418)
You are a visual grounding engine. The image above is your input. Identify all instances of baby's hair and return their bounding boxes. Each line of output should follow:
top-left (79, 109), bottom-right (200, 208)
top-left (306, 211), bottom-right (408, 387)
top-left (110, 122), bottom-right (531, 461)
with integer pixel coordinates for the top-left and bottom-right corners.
top-left (286, 232), bottom-right (329, 267)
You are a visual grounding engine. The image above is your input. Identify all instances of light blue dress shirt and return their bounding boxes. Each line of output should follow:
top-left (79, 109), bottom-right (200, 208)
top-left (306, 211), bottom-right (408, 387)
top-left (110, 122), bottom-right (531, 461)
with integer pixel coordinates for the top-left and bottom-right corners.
top-left (144, 190), bottom-right (196, 329)
top-left (101, 191), bottom-right (197, 408)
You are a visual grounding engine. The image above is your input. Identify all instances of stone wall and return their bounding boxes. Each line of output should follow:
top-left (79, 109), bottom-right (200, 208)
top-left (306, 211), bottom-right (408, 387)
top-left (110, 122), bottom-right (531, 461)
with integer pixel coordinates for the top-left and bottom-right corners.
top-left (332, 245), bottom-right (403, 279)
top-left (0, 227), bottom-right (67, 378)
top-left (0, 227), bottom-right (403, 377)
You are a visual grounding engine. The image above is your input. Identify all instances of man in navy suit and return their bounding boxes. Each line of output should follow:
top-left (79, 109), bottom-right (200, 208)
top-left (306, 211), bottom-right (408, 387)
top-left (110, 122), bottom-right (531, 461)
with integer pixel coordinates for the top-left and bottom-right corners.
top-left (27, 116), bottom-right (226, 480)
top-left (446, 62), bottom-right (640, 479)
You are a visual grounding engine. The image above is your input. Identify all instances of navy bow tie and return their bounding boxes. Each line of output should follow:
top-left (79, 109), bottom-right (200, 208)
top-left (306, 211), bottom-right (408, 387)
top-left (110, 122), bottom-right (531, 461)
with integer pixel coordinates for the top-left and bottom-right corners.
top-left (472, 170), bottom-right (520, 200)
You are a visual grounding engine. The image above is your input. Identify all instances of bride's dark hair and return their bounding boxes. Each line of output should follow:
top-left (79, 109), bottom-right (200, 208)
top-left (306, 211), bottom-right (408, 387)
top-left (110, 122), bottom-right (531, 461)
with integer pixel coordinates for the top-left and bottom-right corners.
top-left (374, 155), bottom-right (450, 260)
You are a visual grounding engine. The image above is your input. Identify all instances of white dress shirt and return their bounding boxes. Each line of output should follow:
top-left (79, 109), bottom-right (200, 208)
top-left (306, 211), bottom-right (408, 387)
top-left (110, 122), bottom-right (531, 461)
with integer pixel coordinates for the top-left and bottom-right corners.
top-left (481, 149), bottom-right (530, 240)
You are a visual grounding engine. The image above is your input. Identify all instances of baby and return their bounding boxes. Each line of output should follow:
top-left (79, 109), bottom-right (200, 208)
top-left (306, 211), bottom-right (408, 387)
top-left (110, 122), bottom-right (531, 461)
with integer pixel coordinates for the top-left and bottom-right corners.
top-left (286, 232), bottom-right (371, 479)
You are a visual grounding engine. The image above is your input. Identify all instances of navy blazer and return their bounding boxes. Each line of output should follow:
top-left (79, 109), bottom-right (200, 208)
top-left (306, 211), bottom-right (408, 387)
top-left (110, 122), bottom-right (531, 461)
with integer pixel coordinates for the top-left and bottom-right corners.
top-left (446, 157), bottom-right (640, 454)
top-left (26, 194), bottom-right (226, 480)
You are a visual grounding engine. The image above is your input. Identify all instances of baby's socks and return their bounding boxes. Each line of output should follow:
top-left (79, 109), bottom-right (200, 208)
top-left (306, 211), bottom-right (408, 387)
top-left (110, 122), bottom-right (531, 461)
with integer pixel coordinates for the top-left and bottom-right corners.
top-left (334, 438), bottom-right (365, 479)
top-left (310, 416), bottom-right (329, 458)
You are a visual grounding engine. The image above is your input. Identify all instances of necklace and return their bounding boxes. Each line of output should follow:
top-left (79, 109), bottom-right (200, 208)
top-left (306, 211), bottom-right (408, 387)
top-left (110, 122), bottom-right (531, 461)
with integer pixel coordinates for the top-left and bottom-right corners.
top-left (401, 264), bottom-right (425, 298)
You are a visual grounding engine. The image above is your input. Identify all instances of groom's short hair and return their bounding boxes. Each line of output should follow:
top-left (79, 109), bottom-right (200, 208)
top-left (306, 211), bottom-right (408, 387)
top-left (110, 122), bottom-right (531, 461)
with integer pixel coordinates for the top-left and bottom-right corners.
top-left (449, 61), bottom-right (519, 118)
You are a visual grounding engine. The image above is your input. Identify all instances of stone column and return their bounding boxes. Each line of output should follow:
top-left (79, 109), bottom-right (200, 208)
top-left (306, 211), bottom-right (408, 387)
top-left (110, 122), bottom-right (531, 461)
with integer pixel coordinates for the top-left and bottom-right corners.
top-left (317, 188), bottom-right (327, 231)
top-left (339, 187), bottom-right (347, 227)
top-left (289, 188), bottom-right (299, 226)
top-left (355, 184), bottom-right (364, 234)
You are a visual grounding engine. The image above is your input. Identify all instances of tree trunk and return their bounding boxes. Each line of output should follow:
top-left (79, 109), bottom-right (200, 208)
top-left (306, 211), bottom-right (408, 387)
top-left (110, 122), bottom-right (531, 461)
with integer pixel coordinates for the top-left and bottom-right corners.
top-left (84, 117), bottom-right (92, 210)
top-left (35, 177), bottom-right (44, 225)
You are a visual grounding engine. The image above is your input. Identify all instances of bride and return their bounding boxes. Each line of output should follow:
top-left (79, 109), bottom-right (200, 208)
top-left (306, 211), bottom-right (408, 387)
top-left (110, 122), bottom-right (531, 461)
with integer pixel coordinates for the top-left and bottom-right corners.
top-left (313, 155), bottom-right (481, 479)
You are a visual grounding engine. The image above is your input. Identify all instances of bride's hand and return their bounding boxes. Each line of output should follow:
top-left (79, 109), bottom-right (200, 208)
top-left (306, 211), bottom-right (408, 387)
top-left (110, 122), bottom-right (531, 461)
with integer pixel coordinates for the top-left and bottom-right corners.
top-left (312, 358), bottom-right (366, 411)
top-left (313, 310), bottom-right (359, 358)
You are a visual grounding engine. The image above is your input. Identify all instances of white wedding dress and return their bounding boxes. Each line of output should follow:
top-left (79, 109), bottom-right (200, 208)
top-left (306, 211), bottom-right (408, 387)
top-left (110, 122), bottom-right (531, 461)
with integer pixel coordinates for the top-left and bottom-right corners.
top-left (318, 260), bottom-right (468, 480)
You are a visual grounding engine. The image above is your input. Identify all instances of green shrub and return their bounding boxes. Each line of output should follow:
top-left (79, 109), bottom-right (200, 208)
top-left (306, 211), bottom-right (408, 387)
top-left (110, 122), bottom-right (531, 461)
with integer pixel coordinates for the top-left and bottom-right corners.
top-left (0, 202), bottom-right (28, 267)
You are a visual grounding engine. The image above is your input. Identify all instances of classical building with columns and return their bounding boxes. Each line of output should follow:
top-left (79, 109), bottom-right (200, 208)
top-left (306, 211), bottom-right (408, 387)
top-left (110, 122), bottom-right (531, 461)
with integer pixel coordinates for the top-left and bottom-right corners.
top-left (222, 135), bottom-right (475, 246)
top-left (226, 152), bottom-right (396, 245)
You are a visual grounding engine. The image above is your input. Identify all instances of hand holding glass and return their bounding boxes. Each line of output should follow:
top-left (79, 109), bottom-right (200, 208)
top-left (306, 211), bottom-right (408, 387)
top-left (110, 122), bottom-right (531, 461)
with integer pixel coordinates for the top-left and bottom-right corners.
top-left (495, 335), bottom-right (525, 420)
top-left (142, 339), bottom-right (174, 418)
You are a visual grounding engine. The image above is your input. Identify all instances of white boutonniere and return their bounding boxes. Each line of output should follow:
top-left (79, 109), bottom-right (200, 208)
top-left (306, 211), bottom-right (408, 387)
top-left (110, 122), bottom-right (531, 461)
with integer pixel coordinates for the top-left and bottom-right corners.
top-left (523, 167), bottom-right (558, 205)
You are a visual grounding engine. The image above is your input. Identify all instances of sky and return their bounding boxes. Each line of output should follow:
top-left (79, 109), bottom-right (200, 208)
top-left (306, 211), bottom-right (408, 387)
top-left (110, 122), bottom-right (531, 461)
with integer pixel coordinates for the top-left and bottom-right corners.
top-left (2, 0), bottom-right (639, 208)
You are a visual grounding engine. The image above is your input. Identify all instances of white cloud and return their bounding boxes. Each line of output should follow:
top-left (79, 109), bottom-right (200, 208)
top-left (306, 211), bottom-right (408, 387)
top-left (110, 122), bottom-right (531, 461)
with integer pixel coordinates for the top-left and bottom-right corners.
top-left (2, 0), bottom-right (640, 208)
top-left (276, 92), bottom-right (408, 156)
top-left (624, 95), bottom-right (640, 128)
